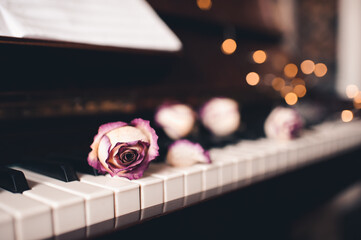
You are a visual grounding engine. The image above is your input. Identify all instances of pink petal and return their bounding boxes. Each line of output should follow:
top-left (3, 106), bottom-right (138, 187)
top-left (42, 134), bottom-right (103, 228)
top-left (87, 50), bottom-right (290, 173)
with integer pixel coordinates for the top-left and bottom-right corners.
top-left (166, 139), bottom-right (211, 167)
top-left (131, 118), bottom-right (159, 162)
top-left (87, 121), bottom-right (127, 172)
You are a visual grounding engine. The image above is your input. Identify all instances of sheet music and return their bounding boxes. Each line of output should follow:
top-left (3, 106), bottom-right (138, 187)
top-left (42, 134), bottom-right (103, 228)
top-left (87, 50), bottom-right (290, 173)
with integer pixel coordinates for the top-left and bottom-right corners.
top-left (0, 0), bottom-right (182, 52)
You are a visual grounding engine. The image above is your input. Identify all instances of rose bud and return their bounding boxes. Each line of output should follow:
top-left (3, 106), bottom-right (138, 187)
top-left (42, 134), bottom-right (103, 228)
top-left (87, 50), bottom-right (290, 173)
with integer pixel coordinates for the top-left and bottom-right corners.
top-left (87, 118), bottom-right (159, 180)
top-left (166, 139), bottom-right (211, 167)
top-left (264, 107), bottom-right (304, 141)
top-left (155, 103), bottom-right (196, 140)
top-left (200, 97), bottom-right (241, 137)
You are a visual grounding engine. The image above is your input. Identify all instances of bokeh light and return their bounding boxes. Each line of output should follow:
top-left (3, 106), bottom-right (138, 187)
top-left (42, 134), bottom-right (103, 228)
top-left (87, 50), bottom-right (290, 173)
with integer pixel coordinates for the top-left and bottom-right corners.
top-left (353, 92), bottom-right (361, 109)
top-left (341, 110), bottom-right (353, 122)
top-left (284, 63), bottom-right (298, 78)
top-left (291, 78), bottom-right (305, 86)
top-left (285, 92), bottom-right (298, 105)
top-left (280, 85), bottom-right (293, 97)
top-left (252, 50), bottom-right (267, 64)
top-left (197, 0), bottom-right (212, 10)
top-left (246, 72), bottom-right (260, 86)
top-left (272, 77), bottom-right (285, 91)
top-left (346, 84), bottom-right (359, 98)
top-left (300, 60), bottom-right (315, 75)
top-left (314, 63), bottom-right (327, 77)
top-left (293, 85), bottom-right (307, 98)
top-left (221, 39), bottom-right (237, 55)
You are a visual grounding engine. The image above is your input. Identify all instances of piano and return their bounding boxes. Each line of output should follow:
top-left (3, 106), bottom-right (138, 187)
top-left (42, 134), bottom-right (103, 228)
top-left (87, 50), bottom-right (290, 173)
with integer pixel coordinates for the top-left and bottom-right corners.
top-left (1, 0), bottom-right (361, 239)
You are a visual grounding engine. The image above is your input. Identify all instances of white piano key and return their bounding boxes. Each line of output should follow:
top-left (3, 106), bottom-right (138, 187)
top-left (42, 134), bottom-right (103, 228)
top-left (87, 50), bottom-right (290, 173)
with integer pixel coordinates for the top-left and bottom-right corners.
top-left (0, 190), bottom-right (53, 240)
top-left (209, 150), bottom-right (237, 192)
top-left (22, 180), bottom-right (86, 235)
top-left (78, 173), bottom-right (140, 218)
top-left (0, 208), bottom-right (15, 240)
top-left (13, 167), bottom-right (114, 226)
top-left (147, 163), bottom-right (185, 212)
top-left (220, 147), bottom-right (254, 184)
top-left (166, 165), bottom-right (203, 206)
top-left (111, 174), bottom-right (163, 220)
top-left (193, 163), bottom-right (219, 199)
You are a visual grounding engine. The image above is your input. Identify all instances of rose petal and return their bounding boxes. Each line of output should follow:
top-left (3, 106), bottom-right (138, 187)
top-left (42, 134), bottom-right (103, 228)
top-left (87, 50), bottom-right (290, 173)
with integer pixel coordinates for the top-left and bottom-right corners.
top-left (166, 139), bottom-right (211, 167)
top-left (87, 121), bottom-right (127, 173)
top-left (131, 118), bottom-right (159, 162)
top-left (108, 141), bottom-right (149, 173)
top-left (106, 126), bottom-right (149, 147)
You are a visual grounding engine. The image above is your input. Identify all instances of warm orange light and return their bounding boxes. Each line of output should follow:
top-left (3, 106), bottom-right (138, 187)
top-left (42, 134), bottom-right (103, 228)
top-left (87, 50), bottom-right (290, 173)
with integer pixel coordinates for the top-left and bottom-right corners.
top-left (272, 77), bottom-right (285, 91)
top-left (197, 0), bottom-right (212, 10)
top-left (291, 78), bottom-right (305, 86)
top-left (246, 72), bottom-right (260, 86)
top-left (300, 60), bottom-right (315, 75)
top-left (346, 84), bottom-right (359, 98)
top-left (285, 92), bottom-right (298, 105)
top-left (314, 63), bottom-right (327, 77)
top-left (341, 110), bottom-right (353, 122)
top-left (252, 50), bottom-right (267, 64)
top-left (354, 92), bottom-right (361, 109)
top-left (284, 63), bottom-right (298, 78)
top-left (221, 39), bottom-right (237, 55)
top-left (293, 85), bottom-right (307, 98)
top-left (280, 85), bottom-right (293, 97)
top-left (354, 92), bottom-right (361, 103)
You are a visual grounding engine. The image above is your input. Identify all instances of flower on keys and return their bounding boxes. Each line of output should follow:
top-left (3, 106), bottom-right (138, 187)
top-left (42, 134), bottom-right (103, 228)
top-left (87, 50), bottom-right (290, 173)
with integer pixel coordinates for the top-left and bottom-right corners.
top-left (87, 118), bottom-right (159, 180)
top-left (199, 97), bottom-right (241, 137)
top-left (264, 107), bottom-right (304, 141)
top-left (154, 102), bottom-right (196, 140)
top-left (166, 139), bottom-right (211, 167)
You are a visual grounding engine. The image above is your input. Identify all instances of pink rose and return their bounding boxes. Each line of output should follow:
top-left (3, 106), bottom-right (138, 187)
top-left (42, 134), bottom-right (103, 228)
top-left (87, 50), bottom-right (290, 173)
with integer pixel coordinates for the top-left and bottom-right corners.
top-left (264, 107), bottom-right (304, 140)
top-left (155, 102), bottom-right (196, 140)
top-left (87, 118), bottom-right (159, 180)
top-left (199, 97), bottom-right (241, 137)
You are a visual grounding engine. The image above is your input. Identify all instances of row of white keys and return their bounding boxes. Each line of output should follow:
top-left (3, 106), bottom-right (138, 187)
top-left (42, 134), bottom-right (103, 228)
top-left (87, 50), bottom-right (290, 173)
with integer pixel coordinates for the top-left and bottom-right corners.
top-left (78, 173), bottom-right (140, 227)
top-left (12, 167), bottom-right (114, 227)
top-left (23, 180), bottom-right (86, 236)
top-left (115, 174), bottom-right (164, 220)
top-left (146, 164), bottom-right (184, 212)
top-left (0, 190), bottom-right (52, 240)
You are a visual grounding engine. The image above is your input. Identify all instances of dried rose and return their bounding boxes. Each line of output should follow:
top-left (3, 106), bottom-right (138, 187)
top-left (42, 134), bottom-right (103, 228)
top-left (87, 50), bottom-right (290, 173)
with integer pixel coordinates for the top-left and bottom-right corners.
top-left (264, 107), bottom-right (304, 140)
top-left (155, 103), bottom-right (196, 140)
top-left (200, 97), bottom-right (241, 137)
top-left (87, 118), bottom-right (159, 179)
top-left (166, 139), bottom-right (211, 167)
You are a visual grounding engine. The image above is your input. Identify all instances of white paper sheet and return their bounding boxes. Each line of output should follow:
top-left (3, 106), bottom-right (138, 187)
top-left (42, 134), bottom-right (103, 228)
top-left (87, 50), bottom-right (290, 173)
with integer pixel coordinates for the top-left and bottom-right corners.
top-left (0, 0), bottom-right (182, 52)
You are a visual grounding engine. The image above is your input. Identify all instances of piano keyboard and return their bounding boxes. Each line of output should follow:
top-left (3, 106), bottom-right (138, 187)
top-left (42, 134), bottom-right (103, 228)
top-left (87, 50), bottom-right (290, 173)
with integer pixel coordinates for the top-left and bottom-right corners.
top-left (1, 120), bottom-right (361, 240)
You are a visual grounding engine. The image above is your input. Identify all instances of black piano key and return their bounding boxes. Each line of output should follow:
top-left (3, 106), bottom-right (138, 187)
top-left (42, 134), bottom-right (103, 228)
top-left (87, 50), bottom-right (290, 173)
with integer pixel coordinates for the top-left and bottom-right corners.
top-left (18, 158), bottom-right (79, 182)
top-left (0, 167), bottom-right (30, 193)
top-left (46, 154), bottom-right (103, 176)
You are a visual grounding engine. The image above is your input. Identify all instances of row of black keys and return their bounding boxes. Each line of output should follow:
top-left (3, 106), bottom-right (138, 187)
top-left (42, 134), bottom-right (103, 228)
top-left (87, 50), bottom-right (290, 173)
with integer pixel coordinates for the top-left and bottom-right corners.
top-left (0, 156), bottom-right (101, 194)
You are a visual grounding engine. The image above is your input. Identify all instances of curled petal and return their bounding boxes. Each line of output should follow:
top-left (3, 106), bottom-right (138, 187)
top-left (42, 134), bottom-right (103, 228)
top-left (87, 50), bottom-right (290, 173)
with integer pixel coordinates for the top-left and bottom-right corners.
top-left (106, 141), bottom-right (149, 176)
top-left (166, 139), bottom-right (211, 167)
top-left (131, 118), bottom-right (159, 162)
top-left (88, 121), bottom-right (127, 173)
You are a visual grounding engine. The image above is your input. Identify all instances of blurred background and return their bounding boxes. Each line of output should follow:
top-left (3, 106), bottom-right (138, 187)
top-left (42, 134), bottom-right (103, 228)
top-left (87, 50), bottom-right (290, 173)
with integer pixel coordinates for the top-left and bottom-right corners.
top-left (1, 0), bottom-right (361, 239)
